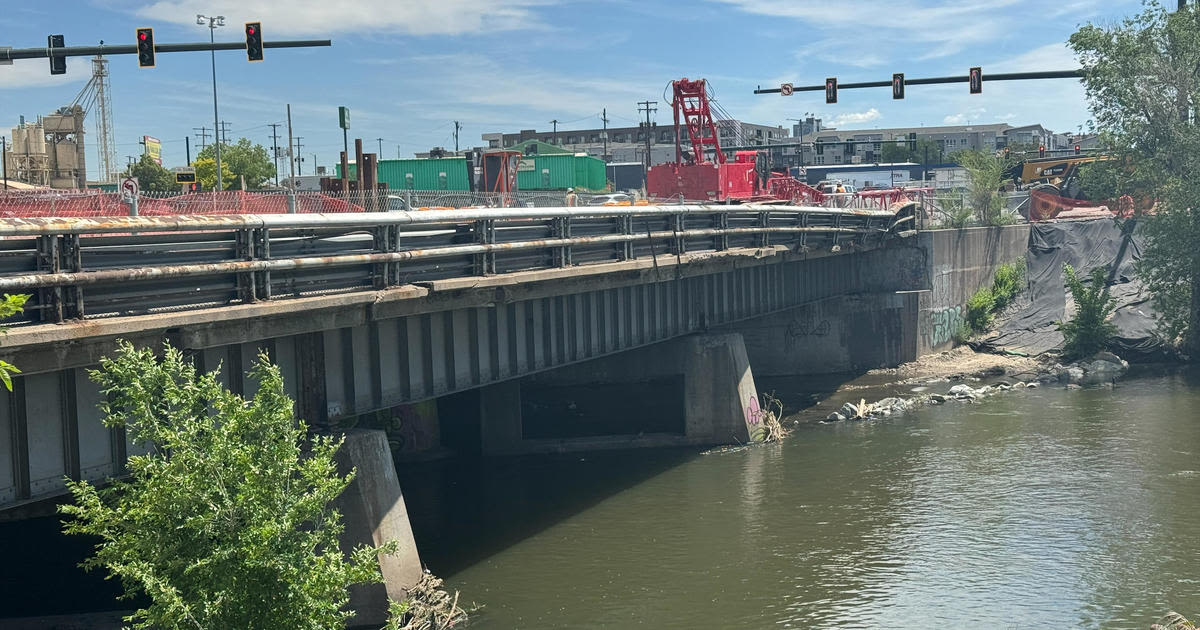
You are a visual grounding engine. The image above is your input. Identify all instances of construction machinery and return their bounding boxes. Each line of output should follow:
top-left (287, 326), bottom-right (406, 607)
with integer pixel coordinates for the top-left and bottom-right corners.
top-left (646, 78), bottom-right (822, 203)
top-left (1007, 153), bottom-right (1109, 199)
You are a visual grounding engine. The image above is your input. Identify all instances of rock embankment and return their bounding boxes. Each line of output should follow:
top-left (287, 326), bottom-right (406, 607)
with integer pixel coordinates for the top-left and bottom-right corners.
top-left (822, 351), bottom-right (1129, 423)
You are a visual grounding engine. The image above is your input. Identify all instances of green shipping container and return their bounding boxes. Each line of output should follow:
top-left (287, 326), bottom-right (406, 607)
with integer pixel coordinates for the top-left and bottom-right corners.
top-left (338, 158), bottom-right (470, 191)
top-left (516, 153), bottom-right (607, 191)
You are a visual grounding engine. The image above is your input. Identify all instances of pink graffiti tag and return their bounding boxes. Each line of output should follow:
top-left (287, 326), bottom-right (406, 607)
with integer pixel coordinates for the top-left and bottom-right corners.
top-left (744, 396), bottom-right (763, 425)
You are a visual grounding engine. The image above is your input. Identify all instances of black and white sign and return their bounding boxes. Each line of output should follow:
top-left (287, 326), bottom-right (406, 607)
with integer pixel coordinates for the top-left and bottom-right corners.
top-left (780, 83), bottom-right (793, 96)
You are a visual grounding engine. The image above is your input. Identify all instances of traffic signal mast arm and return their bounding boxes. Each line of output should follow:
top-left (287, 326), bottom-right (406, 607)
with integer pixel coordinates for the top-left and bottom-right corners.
top-left (1, 38), bottom-right (330, 62)
top-left (755, 69), bottom-right (1083, 94)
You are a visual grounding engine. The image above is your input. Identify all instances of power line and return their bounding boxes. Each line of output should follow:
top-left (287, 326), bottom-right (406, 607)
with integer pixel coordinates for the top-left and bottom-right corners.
top-left (193, 126), bottom-right (210, 151)
top-left (268, 123), bottom-right (282, 186)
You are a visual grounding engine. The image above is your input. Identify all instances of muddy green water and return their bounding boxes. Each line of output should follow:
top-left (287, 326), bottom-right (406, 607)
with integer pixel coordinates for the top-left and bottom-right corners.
top-left (399, 369), bottom-right (1200, 629)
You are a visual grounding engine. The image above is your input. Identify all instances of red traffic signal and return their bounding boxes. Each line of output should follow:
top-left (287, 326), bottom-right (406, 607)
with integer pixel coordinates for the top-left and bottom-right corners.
top-left (136, 27), bottom-right (155, 68)
top-left (245, 21), bottom-right (264, 62)
top-left (1039, 145), bottom-right (1046, 157)
top-left (825, 77), bottom-right (837, 104)
top-left (968, 66), bottom-right (982, 94)
top-left (1074, 144), bottom-right (1081, 154)
top-left (892, 73), bottom-right (904, 100)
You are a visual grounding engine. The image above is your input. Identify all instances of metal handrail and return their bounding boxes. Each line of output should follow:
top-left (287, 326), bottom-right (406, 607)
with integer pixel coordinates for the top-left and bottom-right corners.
top-left (0, 204), bottom-right (899, 236)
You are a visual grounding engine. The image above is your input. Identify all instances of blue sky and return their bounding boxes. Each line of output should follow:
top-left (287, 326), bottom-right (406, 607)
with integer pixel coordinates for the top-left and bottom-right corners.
top-left (1, 0), bottom-right (1145, 180)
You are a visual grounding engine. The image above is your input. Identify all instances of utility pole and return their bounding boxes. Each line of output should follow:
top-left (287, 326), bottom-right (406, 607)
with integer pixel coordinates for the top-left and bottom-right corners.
top-left (453, 121), bottom-right (461, 153)
top-left (185, 136), bottom-right (191, 164)
top-left (637, 100), bottom-right (657, 183)
top-left (376, 137), bottom-right (384, 158)
top-left (550, 119), bottom-right (560, 144)
top-left (293, 136), bottom-right (304, 176)
top-left (601, 108), bottom-right (609, 162)
top-left (198, 14), bottom-right (226, 192)
top-left (193, 126), bottom-right (210, 151)
top-left (218, 120), bottom-right (231, 145)
top-left (2, 135), bottom-right (7, 190)
top-left (287, 104), bottom-right (296, 183)
top-left (311, 153), bottom-right (318, 174)
top-left (396, 145), bottom-right (401, 159)
top-left (268, 123), bottom-right (282, 186)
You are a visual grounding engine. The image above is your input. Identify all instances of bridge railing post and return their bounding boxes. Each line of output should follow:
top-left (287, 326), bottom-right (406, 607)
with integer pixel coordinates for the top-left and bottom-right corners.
top-left (759, 211), bottom-right (771, 248)
top-left (34, 234), bottom-right (63, 323)
top-left (554, 216), bottom-right (571, 268)
top-left (716, 210), bottom-right (729, 251)
top-left (672, 212), bottom-right (685, 255)
top-left (473, 219), bottom-right (495, 276)
top-left (234, 228), bottom-right (258, 303)
top-left (254, 228), bottom-right (272, 299)
top-left (618, 216), bottom-right (633, 261)
top-left (797, 210), bottom-right (810, 251)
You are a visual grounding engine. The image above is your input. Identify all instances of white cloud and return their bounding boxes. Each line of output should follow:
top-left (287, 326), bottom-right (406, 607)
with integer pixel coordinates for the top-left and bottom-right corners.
top-left (134, 0), bottom-right (553, 36)
top-left (0, 58), bottom-right (90, 89)
top-left (943, 113), bottom-right (967, 125)
top-left (830, 108), bottom-right (881, 127)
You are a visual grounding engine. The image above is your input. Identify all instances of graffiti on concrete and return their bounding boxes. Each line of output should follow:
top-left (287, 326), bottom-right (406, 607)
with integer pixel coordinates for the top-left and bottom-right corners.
top-left (784, 316), bottom-right (832, 349)
top-left (744, 396), bottom-right (767, 442)
top-left (924, 305), bottom-right (964, 348)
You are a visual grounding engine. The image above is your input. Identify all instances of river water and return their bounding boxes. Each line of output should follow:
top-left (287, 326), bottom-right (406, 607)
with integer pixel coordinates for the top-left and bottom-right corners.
top-left (399, 368), bottom-right (1200, 629)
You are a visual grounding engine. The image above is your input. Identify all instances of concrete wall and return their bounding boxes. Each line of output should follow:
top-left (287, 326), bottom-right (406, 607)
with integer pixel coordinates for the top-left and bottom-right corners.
top-left (734, 225), bottom-right (1028, 375)
top-left (480, 333), bottom-right (761, 454)
top-left (917, 225), bottom-right (1029, 354)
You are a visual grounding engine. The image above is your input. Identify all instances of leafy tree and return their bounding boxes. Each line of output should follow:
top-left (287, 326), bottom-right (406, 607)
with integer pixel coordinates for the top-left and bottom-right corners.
top-left (0, 294), bottom-right (29, 390)
top-left (60, 342), bottom-right (394, 629)
top-left (879, 137), bottom-right (942, 164)
top-left (1058, 264), bottom-right (1119, 360)
top-left (192, 157), bottom-right (235, 193)
top-left (880, 142), bottom-right (911, 163)
top-left (195, 138), bottom-right (276, 190)
top-left (956, 149), bottom-right (1019, 225)
top-left (121, 154), bottom-right (177, 193)
top-left (1070, 1), bottom-right (1200, 352)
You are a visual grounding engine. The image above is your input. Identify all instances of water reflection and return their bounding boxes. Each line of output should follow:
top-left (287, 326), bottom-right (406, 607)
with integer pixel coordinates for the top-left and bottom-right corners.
top-left (401, 369), bottom-right (1200, 629)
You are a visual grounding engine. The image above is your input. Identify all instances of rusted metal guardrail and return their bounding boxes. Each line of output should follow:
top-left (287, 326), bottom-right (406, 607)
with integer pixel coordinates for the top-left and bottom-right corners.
top-left (0, 203), bottom-right (912, 324)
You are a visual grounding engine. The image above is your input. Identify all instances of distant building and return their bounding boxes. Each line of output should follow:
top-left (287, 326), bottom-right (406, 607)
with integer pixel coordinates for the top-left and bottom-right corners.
top-left (780, 122), bottom-right (1078, 167)
top-left (481, 119), bottom-right (788, 166)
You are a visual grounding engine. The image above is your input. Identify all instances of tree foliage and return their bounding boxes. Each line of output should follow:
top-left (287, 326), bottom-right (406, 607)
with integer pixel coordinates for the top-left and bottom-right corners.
top-left (0, 293), bottom-right (29, 390)
top-left (879, 137), bottom-right (942, 164)
top-left (192, 157), bottom-right (235, 193)
top-left (956, 149), bottom-right (1019, 225)
top-left (122, 154), bottom-right (177, 193)
top-left (60, 343), bottom-right (393, 629)
top-left (195, 138), bottom-right (276, 190)
top-left (1058, 264), bottom-right (1119, 360)
top-left (1070, 1), bottom-right (1200, 351)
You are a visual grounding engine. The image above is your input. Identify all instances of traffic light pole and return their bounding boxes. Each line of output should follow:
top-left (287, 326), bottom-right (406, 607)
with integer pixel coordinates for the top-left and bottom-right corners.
top-left (0, 39), bottom-right (331, 62)
top-left (753, 69), bottom-right (1083, 95)
top-left (205, 21), bottom-right (223, 192)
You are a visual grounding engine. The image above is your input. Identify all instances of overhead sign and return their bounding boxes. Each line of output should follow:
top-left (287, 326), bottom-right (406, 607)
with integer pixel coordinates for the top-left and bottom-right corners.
top-left (780, 82), bottom-right (793, 96)
top-left (172, 166), bottom-right (197, 184)
top-left (338, 106), bottom-right (350, 130)
top-left (143, 135), bottom-right (162, 165)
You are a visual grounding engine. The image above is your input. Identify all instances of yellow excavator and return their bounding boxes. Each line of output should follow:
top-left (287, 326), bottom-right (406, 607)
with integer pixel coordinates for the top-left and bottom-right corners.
top-left (1006, 153), bottom-right (1110, 199)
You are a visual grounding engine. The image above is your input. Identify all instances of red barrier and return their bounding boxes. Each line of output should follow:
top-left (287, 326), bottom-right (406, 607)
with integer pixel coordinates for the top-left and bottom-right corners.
top-left (0, 190), bottom-right (366, 218)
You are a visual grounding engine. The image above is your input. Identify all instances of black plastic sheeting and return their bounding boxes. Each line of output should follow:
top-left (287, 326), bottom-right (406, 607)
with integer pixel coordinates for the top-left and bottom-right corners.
top-left (980, 218), bottom-right (1172, 361)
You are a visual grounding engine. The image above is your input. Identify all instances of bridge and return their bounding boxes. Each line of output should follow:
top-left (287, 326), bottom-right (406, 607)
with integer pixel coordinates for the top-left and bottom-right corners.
top-left (0, 202), bottom-right (926, 509)
top-left (0, 202), bottom-right (1034, 622)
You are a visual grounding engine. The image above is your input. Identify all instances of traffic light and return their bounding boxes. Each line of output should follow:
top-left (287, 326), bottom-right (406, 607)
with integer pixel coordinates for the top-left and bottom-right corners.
top-left (892, 73), bottom-right (904, 100)
top-left (245, 22), bottom-right (263, 62)
top-left (825, 77), bottom-right (837, 104)
top-left (969, 66), bottom-right (982, 94)
top-left (136, 27), bottom-right (155, 68)
top-left (1074, 144), bottom-right (1081, 155)
top-left (47, 34), bottom-right (65, 75)
top-left (1039, 145), bottom-right (1046, 158)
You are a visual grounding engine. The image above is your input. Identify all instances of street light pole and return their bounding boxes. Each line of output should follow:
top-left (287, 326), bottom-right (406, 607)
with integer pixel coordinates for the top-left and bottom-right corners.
top-left (198, 14), bottom-right (225, 191)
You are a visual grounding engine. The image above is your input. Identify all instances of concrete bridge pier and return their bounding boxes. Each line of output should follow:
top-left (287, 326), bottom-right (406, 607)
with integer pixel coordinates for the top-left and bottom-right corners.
top-left (479, 332), bottom-right (764, 454)
top-left (334, 429), bottom-right (424, 627)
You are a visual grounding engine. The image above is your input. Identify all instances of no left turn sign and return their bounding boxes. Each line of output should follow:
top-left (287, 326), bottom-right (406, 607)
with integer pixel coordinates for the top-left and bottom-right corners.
top-left (121, 176), bottom-right (139, 197)
top-left (780, 83), bottom-right (794, 96)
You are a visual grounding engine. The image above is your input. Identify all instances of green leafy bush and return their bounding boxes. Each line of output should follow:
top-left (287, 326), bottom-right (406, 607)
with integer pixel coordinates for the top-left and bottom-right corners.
top-left (60, 342), bottom-right (395, 630)
top-left (964, 287), bottom-right (997, 332)
top-left (990, 260), bottom-right (1026, 311)
top-left (1058, 264), bottom-right (1119, 360)
top-left (0, 293), bottom-right (30, 391)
